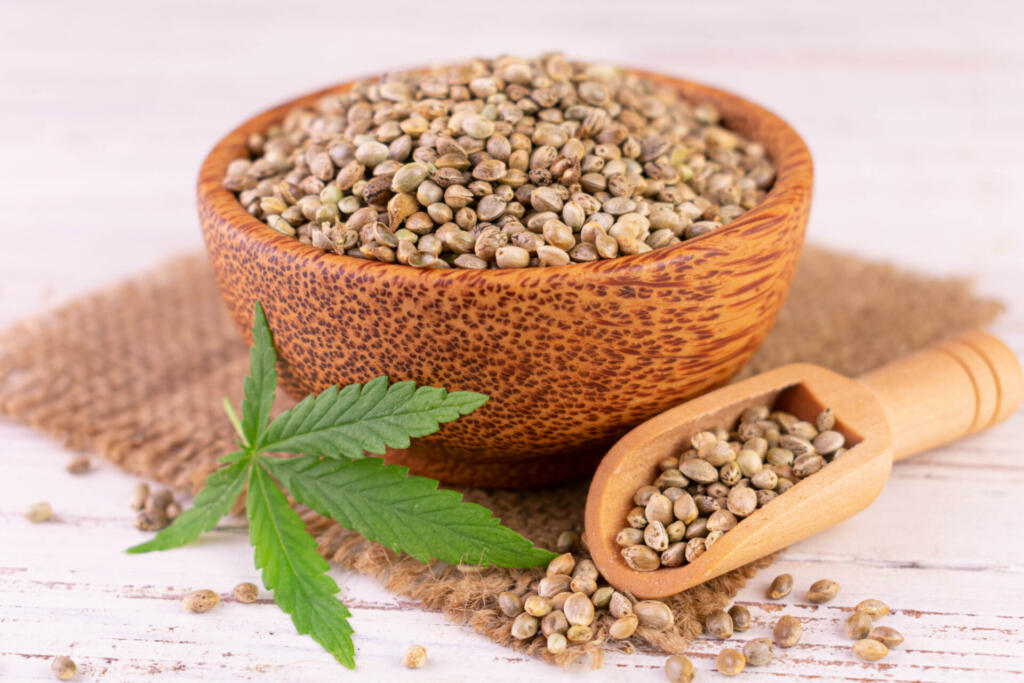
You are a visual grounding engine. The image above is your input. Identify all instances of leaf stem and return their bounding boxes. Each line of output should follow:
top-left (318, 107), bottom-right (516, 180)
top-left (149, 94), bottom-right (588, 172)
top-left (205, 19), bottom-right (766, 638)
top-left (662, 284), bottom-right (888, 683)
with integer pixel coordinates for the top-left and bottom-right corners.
top-left (223, 396), bottom-right (247, 445)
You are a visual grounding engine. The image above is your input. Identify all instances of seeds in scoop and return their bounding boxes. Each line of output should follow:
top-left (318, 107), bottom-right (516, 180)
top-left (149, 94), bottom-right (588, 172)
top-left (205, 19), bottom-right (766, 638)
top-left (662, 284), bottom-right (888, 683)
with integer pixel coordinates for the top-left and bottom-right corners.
top-left (813, 430), bottom-right (845, 454)
top-left (852, 638), bottom-right (889, 661)
top-left (511, 613), bottom-right (539, 639)
top-left (524, 595), bottom-right (552, 617)
top-left (816, 408), bottom-right (836, 432)
top-left (546, 632), bottom-right (567, 654)
top-left (855, 599), bottom-right (890, 620)
top-left (728, 604), bottom-right (751, 631)
top-left (664, 654), bottom-right (695, 682)
top-left (563, 592), bottom-right (595, 626)
top-left (403, 644), bottom-right (427, 669)
top-left (626, 506), bottom-right (648, 529)
top-left (673, 493), bottom-right (699, 524)
top-left (183, 589), bottom-right (220, 613)
top-left (767, 574), bottom-right (793, 600)
top-left (622, 545), bottom-right (661, 571)
top-left (541, 610), bottom-right (568, 636)
top-left (50, 655), bottom-right (76, 680)
top-left (716, 648), bottom-right (746, 676)
top-left (635, 600), bottom-right (674, 630)
top-left (773, 615), bottom-right (803, 647)
top-left (644, 520), bottom-right (670, 551)
top-left (645, 493), bottom-right (674, 525)
top-left (233, 582), bottom-right (259, 603)
top-left (616, 527), bottom-right (644, 546)
top-left (66, 456), bottom-right (91, 474)
top-left (726, 486), bottom-right (757, 517)
top-left (743, 637), bottom-right (773, 666)
top-left (498, 591), bottom-right (524, 617)
top-left (846, 611), bottom-right (873, 639)
top-left (129, 482), bottom-right (150, 510)
top-left (705, 609), bottom-right (734, 639)
top-left (807, 579), bottom-right (841, 603)
top-left (869, 625), bottom-right (904, 648)
top-left (24, 501), bottom-right (52, 523)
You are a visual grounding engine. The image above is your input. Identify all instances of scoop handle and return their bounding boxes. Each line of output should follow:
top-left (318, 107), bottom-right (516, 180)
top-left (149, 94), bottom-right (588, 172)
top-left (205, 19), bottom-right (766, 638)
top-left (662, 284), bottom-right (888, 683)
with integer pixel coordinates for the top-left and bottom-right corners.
top-left (858, 330), bottom-right (1023, 461)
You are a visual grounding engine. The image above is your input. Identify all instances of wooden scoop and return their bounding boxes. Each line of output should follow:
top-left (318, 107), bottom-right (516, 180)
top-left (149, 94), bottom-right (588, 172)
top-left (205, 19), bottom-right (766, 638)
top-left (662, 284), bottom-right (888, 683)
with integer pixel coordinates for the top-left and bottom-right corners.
top-left (585, 330), bottom-right (1023, 599)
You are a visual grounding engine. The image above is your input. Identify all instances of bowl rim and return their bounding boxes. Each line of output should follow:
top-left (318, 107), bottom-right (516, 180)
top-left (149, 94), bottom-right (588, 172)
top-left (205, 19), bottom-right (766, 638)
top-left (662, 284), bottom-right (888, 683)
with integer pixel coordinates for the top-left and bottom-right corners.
top-left (197, 67), bottom-right (813, 281)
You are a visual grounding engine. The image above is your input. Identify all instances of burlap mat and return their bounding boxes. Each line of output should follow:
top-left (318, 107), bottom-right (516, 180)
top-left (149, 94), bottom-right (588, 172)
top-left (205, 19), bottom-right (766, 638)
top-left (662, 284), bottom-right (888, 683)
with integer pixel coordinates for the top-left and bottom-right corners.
top-left (0, 245), bottom-right (1002, 667)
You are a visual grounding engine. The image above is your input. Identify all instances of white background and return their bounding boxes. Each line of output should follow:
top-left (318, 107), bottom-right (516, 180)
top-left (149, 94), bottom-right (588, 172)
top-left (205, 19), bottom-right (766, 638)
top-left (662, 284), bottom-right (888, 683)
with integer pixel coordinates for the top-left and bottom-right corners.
top-left (1, 1), bottom-right (1022, 680)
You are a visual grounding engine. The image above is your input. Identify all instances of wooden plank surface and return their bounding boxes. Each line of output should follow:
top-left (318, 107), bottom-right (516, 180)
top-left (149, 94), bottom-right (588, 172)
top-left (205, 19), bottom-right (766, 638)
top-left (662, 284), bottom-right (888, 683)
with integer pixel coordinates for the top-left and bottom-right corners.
top-left (1, 1), bottom-right (1022, 680)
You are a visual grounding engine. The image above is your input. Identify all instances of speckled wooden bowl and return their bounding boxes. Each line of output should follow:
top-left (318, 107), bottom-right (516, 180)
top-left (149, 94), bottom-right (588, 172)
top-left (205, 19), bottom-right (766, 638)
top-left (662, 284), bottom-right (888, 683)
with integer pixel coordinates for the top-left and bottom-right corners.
top-left (198, 70), bottom-right (813, 488)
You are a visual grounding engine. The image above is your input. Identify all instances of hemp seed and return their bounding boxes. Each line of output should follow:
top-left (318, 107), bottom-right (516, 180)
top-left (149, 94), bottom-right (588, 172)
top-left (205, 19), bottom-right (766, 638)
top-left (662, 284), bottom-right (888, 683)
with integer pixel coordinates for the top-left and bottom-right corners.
top-left (728, 604), bottom-right (751, 632)
top-left (183, 589), bottom-right (220, 613)
top-left (232, 582), bottom-right (259, 603)
top-left (24, 501), bottom-right (52, 523)
top-left (403, 644), bottom-right (427, 669)
top-left (807, 579), bottom-right (841, 603)
top-left (743, 637), bottom-right (773, 666)
top-left (852, 638), bottom-right (889, 661)
top-left (664, 654), bottom-right (695, 683)
top-left (50, 655), bottom-right (76, 680)
top-left (855, 599), bottom-right (890, 620)
top-left (773, 615), bottom-right (803, 648)
top-left (869, 625), bottom-right (904, 648)
top-left (846, 611), bottom-right (873, 639)
top-left (716, 648), bottom-right (746, 676)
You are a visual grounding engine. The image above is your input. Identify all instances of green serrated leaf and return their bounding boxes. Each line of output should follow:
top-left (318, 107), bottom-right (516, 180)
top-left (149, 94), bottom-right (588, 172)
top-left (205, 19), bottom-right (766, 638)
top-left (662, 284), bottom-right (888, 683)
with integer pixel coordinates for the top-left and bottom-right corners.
top-left (126, 458), bottom-right (250, 554)
top-left (263, 455), bottom-right (556, 568)
top-left (248, 459), bottom-right (355, 668)
top-left (240, 301), bottom-right (277, 447)
top-left (259, 379), bottom-right (488, 460)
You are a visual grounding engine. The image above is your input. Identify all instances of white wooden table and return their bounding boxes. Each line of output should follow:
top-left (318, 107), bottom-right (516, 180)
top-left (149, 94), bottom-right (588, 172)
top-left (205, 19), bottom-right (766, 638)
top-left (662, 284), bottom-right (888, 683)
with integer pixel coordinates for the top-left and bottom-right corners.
top-left (1, 1), bottom-right (1022, 680)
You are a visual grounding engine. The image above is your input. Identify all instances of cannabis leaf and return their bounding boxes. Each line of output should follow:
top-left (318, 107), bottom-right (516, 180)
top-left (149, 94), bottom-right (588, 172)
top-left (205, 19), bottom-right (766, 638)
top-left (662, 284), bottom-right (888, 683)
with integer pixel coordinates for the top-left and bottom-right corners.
top-left (248, 459), bottom-right (355, 668)
top-left (126, 300), bottom-right (553, 669)
top-left (264, 455), bottom-right (556, 567)
top-left (260, 379), bottom-right (488, 459)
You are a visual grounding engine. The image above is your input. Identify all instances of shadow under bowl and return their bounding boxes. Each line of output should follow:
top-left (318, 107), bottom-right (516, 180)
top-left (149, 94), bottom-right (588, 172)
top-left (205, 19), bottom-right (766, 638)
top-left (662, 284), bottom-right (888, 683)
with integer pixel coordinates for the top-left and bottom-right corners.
top-left (197, 69), bottom-right (813, 488)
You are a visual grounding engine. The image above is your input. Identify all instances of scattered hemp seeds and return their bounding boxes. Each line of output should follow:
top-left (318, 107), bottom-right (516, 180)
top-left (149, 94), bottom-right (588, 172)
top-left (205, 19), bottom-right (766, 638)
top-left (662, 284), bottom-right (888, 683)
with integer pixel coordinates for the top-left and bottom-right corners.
top-left (24, 501), bottom-right (52, 523)
top-left (128, 482), bottom-right (150, 511)
top-left (807, 578), bottom-right (841, 603)
top-left (773, 615), bottom-right (803, 648)
top-left (616, 408), bottom-right (847, 571)
top-left (855, 599), bottom-right (890, 620)
top-left (869, 625), bottom-right (904, 648)
top-left (50, 655), bottom-right (76, 680)
top-left (66, 456), bottom-right (91, 474)
top-left (728, 604), bottom-right (751, 632)
top-left (743, 637), bottom-right (773, 666)
top-left (224, 54), bottom-right (776, 269)
top-left (767, 573), bottom-right (793, 599)
top-left (403, 644), bottom-right (427, 669)
top-left (705, 609), bottom-right (734, 639)
top-left (182, 589), bottom-right (220, 613)
top-left (232, 582), bottom-right (259, 603)
top-left (852, 638), bottom-right (889, 661)
top-left (716, 648), bottom-right (746, 676)
top-left (846, 611), bottom-right (873, 640)
top-left (133, 485), bottom-right (181, 531)
top-left (664, 654), bottom-right (695, 682)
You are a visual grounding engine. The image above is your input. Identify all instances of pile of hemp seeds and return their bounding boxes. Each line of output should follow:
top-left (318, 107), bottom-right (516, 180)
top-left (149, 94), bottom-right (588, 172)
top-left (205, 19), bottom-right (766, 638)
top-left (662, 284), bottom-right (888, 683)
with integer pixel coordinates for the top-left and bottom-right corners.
top-left (617, 406), bottom-right (847, 571)
top-left (222, 54), bottom-right (776, 268)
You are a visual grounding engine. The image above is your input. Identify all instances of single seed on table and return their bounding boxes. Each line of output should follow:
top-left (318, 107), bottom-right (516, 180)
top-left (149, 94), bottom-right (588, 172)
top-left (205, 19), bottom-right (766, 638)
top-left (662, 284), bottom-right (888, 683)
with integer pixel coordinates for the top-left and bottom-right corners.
top-left (609, 591), bottom-right (633, 618)
top-left (497, 591), bottom-right (523, 617)
top-left (869, 625), bottom-right (904, 648)
top-left (609, 614), bottom-right (639, 639)
top-left (705, 609), bottom-right (734, 639)
top-left (852, 638), bottom-right (889, 661)
top-left (728, 604), bottom-right (751, 631)
top-left (743, 637), bottom-right (773, 666)
top-left (563, 592), bottom-right (595, 626)
top-left (66, 456), bottom-right (91, 474)
top-left (24, 501), bottom-right (52, 523)
top-left (524, 595), bottom-right (552, 617)
top-left (855, 599), bottom-right (890, 619)
top-left (403, 644), bottom-right (427, 669)
top-left (148, 488), bottom-right (173, 511)
top-left (511, 612), bottom-right (539, 639)
top-left (547, 552), bottom-right (575, 577)
top-left (807, 579), bottom-right (841, 603)
top-left (664, 654), bottom-right (695, 682)
top-left (566, 624), bottom-right (592, 643)
top-left (634, 600), bottom-right (674, 630)
top-left (556, 530), bottom-right (578, 553)
top-left (183, 589), bottom-right (220, 613)
top-left (134, 508), bottom-right (168, 531)
top-left (546, 632), bottom-right (567, 654)
top-left (716, 648), bottom-right (746, 676)
top-left (773, 615), bottom-right (803, 647)
top-left (233, 582), bottom-right (259, 603)
top-left (50, 656), bottom-right (76, 681)
top-left (129, 482), bottom-right (150, 510)
top-left (846, 611), bottom-right (873, 639)
top-left (537, 574), bottom-right (571, 597)
top-left (541, 610), bottom-right (568, 636)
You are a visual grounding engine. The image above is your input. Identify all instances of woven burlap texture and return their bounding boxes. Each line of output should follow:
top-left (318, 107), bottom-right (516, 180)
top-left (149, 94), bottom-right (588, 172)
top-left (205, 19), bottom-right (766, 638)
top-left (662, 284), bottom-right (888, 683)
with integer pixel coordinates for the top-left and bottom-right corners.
top-left (0, 245), bottom-right (1002, 667)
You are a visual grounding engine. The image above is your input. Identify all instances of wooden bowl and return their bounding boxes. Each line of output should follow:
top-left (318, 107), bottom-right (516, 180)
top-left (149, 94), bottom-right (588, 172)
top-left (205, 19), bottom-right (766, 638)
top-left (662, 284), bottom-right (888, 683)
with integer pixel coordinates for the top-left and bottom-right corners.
top-left (197, 70), bottom-right (813, 488)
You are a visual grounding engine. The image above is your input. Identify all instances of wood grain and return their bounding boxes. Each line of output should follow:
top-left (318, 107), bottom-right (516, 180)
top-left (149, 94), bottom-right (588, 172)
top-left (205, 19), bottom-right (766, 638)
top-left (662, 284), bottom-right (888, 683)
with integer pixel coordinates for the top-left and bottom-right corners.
top-left (1, 0), bottom-right (1022, 680)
